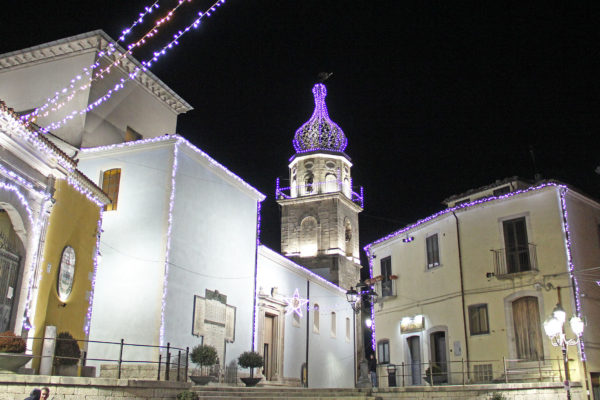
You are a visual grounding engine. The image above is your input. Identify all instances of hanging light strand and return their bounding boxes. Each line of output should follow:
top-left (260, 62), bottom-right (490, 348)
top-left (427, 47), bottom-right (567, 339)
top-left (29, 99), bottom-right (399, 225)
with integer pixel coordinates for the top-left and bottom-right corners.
top-left (23, 0), bottom-right (192, 124)
top-left (42, 0), bottom-right (227, 133)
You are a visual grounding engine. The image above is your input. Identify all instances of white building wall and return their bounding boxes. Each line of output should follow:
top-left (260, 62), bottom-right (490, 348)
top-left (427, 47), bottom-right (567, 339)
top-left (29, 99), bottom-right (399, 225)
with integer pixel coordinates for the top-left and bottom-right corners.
top-left (0, 51), bottom-right (95, 146)
top-left (257, 246), bottom-right (354, 388)
top-left (164, 146), bottom-right (260, 366)
top-left (78, 142), bottom-right (174, 366)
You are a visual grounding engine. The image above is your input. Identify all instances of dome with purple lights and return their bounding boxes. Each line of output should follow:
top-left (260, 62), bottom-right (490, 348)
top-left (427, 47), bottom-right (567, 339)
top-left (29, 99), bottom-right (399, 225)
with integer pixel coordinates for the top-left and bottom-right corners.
top-left (293, 83), bottom-right (347, 153)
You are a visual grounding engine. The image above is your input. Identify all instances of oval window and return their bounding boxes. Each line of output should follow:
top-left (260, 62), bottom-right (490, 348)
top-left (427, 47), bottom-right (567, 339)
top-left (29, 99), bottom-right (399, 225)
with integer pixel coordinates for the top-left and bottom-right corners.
top-left (326, 161), bottom-right (336, 169)
top-left (57, 246), bottom-right (76, 302)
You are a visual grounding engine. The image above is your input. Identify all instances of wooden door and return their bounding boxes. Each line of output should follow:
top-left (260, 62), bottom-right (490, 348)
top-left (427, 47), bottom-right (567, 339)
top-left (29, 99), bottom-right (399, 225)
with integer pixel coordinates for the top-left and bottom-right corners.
top-left (512, 296), bottom-right (543, 360)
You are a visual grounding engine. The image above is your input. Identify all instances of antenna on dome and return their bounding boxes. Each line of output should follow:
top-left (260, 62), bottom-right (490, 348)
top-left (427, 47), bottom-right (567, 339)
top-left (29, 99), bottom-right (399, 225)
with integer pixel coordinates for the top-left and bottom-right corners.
top-left (317, 72), bottom-right (333, 83)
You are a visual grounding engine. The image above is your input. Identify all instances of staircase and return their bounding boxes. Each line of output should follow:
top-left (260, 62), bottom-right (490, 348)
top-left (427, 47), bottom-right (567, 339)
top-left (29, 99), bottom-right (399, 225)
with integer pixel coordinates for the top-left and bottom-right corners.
top-left (190, 386), bottom-right (374, 400)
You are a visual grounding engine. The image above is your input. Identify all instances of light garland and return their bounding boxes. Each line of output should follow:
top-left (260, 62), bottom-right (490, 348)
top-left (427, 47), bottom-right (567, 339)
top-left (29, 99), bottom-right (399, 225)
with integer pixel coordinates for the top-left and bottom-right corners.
top-left (283, 288), bottom-right (310, 318)
top-left (84, 209), bottom-right (104, 335)
top-left (293, 83), bottom-right (347, 154)
top-left (558, 187), bottom-right (586, 360)
top-left (364, 182), bottom-right (587, 358)
top-left (0, 163), bottom-right (46, 198)
top-left (26, 1), bottom-right (192, 124)
top-left (22, 1), bottom-right (162, 123)
top-left (42, 0), bottom-right (227, 133)
top-left (275, 179), bottom-right (364, 207)
top-left (66, 176), bottom-right (105, 208)
top-left (0, 107), bottom-right (75, 172)
top-left (159, 140), bottom-right (179, 347)
top-left (252, 201), bottom-right (262, 351)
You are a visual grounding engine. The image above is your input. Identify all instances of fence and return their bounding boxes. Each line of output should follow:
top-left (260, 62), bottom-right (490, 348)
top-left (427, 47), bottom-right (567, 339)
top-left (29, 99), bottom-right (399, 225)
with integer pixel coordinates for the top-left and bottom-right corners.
top-left (376, 357), bottom-right (570, 388)
top-left (0, 334), bottom-right (189, 381)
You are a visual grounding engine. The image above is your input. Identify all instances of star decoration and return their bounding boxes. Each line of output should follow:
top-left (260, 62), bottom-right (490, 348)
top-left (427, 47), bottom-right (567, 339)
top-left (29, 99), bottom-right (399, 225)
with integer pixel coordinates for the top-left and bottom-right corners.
top-left (284, 288), bottom-right (309, 318)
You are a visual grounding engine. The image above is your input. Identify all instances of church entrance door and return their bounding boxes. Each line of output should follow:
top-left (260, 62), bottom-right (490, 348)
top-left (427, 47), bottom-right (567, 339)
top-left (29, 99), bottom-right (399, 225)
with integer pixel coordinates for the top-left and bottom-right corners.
top-left (263, 314), bottom-right (276, 380)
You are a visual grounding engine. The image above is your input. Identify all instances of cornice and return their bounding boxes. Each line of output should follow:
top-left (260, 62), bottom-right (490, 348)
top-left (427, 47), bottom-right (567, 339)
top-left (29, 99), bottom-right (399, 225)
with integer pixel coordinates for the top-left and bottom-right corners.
top-left (0, 30), bottom-right (193, 115)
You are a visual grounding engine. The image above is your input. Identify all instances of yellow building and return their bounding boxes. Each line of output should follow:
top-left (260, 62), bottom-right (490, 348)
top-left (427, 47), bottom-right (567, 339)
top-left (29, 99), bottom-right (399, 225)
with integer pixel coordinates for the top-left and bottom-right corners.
top-left (0, 101), bottom-right (109, 372)
top-left (365, 178), bottom-right (599, 397)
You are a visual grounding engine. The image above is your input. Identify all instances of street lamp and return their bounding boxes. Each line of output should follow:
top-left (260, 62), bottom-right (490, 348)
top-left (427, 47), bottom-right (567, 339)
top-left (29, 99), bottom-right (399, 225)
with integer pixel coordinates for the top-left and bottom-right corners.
top-left (543, 303), bottom-right (584, 400)
top-left (346, 286), bottom-right (360, 313)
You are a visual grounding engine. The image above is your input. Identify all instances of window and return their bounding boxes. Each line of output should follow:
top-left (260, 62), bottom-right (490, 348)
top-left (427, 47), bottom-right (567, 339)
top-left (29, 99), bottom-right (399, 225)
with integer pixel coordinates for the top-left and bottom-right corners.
top-left (102, 168), bottom-right (121, 211)
top-left (330, 312), bottom-right (336, 337)
top-left (313, 304), bottom-right (320, 333)
top-left (502, 217), bottom-right (530, 273)
top-left (304, 173), bottom-right (314, 194)
top-left (377, 339), bottom-right (390, 364)
top-left (325, 174), bottom-right (337, 193)
top-left (473, 364), bottom-right (493, 382)
top-left (426, 234), bottom-right (440, 268)
top-left (468, 304), bottom-right (489, 335)
top-left (380, 256), bottom-right (393, 297)
top-left (125, 126), bottom-right (142, 142)
top-left (345, 317), bottom-right (351, 342)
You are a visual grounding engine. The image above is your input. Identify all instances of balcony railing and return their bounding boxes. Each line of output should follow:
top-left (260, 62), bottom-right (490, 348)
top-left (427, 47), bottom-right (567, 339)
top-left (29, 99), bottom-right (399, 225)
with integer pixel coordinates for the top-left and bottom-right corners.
top-left (275, 178), bottom-right (364, 208)
top-left (491, 243), bottom-right (538, 277)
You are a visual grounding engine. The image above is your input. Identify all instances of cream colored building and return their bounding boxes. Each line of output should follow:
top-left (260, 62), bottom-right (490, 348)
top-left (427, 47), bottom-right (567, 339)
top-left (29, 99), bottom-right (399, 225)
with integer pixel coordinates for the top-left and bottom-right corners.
top-left (364, 178), bottom-right (599, 395)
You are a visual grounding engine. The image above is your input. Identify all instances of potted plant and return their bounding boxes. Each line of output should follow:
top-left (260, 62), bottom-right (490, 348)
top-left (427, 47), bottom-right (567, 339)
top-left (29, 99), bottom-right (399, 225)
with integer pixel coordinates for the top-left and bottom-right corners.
top-left (189, 344), bottom-right (218, 385)
top-left (54, 331), bottom-right (81, 376)
top-left (0, 331), bottom-right (31, 373)
top-left (424, 363), bottom-right (446, 384)
top-left (238, 351), bottom-right (263, 387)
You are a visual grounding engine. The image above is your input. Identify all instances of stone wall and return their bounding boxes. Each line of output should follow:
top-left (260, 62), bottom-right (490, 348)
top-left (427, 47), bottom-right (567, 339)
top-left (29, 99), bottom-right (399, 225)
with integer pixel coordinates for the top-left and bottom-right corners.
top-left (0, 374), bottom-right (190, 400)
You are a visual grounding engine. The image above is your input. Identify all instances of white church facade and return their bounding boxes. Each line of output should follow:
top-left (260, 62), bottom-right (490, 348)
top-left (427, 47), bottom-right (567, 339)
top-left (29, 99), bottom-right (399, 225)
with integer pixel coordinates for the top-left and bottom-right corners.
top-left (0, 31), bottom-right (357, 387)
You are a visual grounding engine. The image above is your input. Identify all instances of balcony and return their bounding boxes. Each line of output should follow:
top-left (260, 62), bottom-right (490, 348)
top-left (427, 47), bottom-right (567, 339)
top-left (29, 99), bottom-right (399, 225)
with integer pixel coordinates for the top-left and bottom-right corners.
top-left (275, 178), bottom-right (364, 208)
top-left (491, 243), bottom-right (538, 278)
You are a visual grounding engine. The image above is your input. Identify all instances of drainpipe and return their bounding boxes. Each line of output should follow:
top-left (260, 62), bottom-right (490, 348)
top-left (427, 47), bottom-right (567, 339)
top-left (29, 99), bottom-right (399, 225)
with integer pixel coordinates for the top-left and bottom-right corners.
top-left (452, 212), bottom-right (470, 379)
top-left (306, 280), bottom-right (310, 387)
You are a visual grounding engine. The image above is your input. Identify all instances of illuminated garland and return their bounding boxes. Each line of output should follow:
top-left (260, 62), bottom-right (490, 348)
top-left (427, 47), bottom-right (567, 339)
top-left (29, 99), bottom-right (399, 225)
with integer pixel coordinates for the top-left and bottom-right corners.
top-left (23, 1), bottom-right (162, 122)
top-left (23, 0), bottom-right (192, 123)
top-left (558, 187), bottom-right (585, 360)
top-left (84, 209), bottom-right (104, 335)
top-left (0, 164), bottom-right (46, 198)
top-left (252, 201), bottom-right (262, 351)
top-left (275, 178), bottom-right (364, 208)
top-left (159, 140), bottom-right (179, 347)
top-left (364, 182), bottom-right (587, 359)
top-left (0, 109), bottom-right (75, 172)
top-left (42, 0), bottom-right (227, 132)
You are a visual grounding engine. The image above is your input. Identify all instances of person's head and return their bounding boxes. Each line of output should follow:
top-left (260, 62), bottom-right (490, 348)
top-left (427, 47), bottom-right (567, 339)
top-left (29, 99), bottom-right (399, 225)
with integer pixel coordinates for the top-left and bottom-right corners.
top-left (370, 354), bottom-right (374, 359)
top-left (40, 387), bottom-right (49, 399)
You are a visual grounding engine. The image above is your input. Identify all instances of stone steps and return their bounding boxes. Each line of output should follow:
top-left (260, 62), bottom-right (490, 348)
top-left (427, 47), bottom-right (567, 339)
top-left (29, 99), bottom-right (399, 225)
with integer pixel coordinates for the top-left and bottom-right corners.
top-left (191, 387), bottom-right (372, 400)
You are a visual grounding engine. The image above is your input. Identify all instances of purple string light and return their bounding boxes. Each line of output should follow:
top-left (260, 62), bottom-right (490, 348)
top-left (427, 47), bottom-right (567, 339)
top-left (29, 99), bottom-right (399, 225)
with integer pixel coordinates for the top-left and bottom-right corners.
top-left (43, 0), bottom-right (227, 133)
top-left (364, 182), bottom-right (587, 360)
top-left (293, 83), bottom-right (347, 154)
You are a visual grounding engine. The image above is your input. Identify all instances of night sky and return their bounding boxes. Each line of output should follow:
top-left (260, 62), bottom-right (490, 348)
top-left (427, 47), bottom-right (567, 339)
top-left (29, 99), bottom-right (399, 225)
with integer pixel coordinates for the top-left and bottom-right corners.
top-left (1, 1), bottom-right (598, 268)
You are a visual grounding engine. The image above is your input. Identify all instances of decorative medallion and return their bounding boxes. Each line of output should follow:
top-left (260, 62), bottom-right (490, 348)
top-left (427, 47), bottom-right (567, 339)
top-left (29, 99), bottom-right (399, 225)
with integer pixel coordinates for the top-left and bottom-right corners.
top-left (57, 246), bottom-right (76, 302)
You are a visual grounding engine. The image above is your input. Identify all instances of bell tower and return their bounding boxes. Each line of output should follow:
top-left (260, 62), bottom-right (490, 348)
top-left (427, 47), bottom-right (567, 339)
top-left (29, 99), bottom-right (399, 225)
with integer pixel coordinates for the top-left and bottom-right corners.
top-left (276, 83), bottom-right (363, 290)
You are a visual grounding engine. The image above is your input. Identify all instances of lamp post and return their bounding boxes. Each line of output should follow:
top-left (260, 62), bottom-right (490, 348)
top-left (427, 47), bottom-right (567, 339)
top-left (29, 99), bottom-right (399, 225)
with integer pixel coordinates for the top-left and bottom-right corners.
top-left (346, 283), bottom-right (379, 388)
top-left (543, 303), bottom-right (584, 400)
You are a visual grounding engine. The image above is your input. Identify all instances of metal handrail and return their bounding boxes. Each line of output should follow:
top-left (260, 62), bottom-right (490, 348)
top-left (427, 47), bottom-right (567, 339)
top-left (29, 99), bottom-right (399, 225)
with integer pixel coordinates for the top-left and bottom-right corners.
top-left (376, 357), bottom-right (569, 387)
top-left (0, 334), bottom-right (189, 381)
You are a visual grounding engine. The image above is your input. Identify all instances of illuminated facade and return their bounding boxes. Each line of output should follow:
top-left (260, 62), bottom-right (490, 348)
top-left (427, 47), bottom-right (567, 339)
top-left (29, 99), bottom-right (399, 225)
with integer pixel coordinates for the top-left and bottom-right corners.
top-left (277, 83), bottom-right (363, 290)
top-left (0, 101), bottom-right (108, 371)
top-left (365, 178), bottom-right (599, 392)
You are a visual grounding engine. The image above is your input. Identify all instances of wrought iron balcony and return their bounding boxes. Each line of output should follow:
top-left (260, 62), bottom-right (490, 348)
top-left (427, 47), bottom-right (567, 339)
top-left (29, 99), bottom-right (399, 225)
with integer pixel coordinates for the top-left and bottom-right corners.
top-left (275, 178), bottom-right (364, 208)
top-left (491, 243), bottom-right (538, 277)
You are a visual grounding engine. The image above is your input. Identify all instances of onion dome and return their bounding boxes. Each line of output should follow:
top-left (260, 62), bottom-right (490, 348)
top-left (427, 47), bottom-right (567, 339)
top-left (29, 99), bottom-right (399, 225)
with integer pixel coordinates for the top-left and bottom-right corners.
top-left (293, 83), bottom-right (347, 153)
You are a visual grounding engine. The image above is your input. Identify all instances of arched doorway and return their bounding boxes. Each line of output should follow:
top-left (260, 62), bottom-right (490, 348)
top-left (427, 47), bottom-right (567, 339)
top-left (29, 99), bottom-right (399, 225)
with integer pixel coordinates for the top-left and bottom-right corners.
top-left (0, 207), bottom-right (25, 332)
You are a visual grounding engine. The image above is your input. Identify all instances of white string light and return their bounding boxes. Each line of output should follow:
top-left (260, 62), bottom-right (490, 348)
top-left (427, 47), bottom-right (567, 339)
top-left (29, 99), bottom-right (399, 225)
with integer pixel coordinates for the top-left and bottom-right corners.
top-left (42, 0), bottom-right (227, 133)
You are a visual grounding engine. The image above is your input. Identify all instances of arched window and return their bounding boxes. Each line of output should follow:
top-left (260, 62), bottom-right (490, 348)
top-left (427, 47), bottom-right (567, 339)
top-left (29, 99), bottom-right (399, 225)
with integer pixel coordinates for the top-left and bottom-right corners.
top-left (331, 311), bottom-right (337, 337)
top-left (313, 304), bottom-right (320, 333)
top-left (345, 218), bottom-right (353, 256)
top-left (325, 174), bottom-right (337, 193)
top-left (343, 177), bottom-right (351, 198)
top-left (300, 216), bottom-right (318, 257)
top-left (304, 174), bottom-right (314, 195)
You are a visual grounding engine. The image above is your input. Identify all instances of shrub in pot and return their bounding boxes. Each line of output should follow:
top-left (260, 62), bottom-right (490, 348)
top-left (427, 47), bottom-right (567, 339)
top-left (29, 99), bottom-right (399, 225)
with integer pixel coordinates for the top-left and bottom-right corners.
top-left (189, 344), bottom-right (218, 385)
top-left (238, 351), bottom-right (263, 386)
top-left (0, 331), bottom-right (31, 373)
top-left (54, 332), bottom-right (81, 376)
